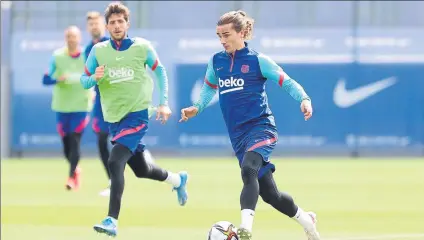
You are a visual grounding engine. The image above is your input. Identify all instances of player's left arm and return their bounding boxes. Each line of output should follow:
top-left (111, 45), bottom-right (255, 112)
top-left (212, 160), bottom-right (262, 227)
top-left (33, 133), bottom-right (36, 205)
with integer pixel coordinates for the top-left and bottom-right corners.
top-left (146, 42), bottom-right (169, 106)
top-left (258, 53), bottom-right (310, 102)
top-left (145, 42), bottom-right (171, 123)
top-left (258, 53), bottom-right (313, 120)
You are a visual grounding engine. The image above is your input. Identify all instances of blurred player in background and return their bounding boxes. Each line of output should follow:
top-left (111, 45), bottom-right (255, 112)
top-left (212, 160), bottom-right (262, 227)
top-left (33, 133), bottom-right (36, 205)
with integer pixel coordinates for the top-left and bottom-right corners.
top-left (80, 2), bottom-right (188, 237)
top-left (84, 11), bottom-right (111, 197)
top-left (42, 26), bottom-right (92, 191)
top-left (180, 10), bottom-right (320, 240)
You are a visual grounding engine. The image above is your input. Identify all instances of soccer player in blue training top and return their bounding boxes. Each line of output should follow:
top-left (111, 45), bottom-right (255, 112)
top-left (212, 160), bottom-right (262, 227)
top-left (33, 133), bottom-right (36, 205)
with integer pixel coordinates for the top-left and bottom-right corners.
top-left (43, 26), bottom-right (93, 191)
top-left (180, 10), bottom-right (320, 240)
top-left (81, 3), bottom-right (188, 237)
top-left (84, 11), bottom-right (159, 197)
top-left (84, 11), bottom-right (112, 197)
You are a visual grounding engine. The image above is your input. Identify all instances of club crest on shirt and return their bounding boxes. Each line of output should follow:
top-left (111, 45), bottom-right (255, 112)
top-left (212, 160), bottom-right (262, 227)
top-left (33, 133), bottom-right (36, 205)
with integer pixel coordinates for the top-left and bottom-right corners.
top-left (241, 64), bottom-right (249, 73)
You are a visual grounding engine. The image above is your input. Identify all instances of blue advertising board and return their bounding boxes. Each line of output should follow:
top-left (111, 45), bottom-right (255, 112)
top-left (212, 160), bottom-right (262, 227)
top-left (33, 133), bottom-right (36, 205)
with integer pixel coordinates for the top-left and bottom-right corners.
top-left (9, 28), bottom-right (424, 155)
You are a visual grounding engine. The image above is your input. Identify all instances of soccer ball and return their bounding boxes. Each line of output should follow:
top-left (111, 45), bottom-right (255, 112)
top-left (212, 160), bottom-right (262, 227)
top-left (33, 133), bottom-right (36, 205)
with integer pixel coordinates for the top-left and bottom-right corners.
top-left (207, 221), bottom-right (239, 240)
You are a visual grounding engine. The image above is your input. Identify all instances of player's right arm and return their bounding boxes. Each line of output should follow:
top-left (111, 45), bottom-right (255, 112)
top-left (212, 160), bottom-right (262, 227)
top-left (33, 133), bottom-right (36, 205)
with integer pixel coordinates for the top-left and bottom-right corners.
top-left (80, 47), bottom-right (101, 89)
top-left (42, 55), bottom-right (61, 85)
top-left (179, 56), bottom-right (218, 122)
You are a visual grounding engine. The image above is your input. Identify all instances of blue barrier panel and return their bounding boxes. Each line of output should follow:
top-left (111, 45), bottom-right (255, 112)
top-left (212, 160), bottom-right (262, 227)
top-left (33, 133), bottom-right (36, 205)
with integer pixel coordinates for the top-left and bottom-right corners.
top-left (10, 29), bottom-right (424, 155)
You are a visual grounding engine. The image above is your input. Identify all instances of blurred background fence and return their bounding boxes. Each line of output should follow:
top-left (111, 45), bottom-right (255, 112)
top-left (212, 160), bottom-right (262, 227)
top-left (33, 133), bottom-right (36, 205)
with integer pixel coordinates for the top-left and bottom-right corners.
top-left (1, 1), bottom-right (424, 158)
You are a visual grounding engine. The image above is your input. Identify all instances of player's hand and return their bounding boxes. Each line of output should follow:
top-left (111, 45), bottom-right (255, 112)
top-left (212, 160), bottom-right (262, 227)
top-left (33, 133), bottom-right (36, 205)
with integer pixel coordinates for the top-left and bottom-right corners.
top-left (301, 99), bottom-right (313, 121)
top-left (94, 65), bottom-right (105, 81)
top-left (156, 105), bottom-right (172, 124)
top-left (179, 106), bottom-right (198, 122)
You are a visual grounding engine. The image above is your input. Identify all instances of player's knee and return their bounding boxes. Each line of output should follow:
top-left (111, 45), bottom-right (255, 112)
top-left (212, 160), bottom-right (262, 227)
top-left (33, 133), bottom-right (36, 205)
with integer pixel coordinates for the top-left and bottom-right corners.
top-left (133, 162), bottom-right (149, 178)
top-left (107, 157), bottom-right (120, 172)
top-left (68, 133), bottom-right (81, 144)
top-left (132, 152), bottom-right (150, 178)
top-left (241, 151), bottom-right (263, 182)
top-left (67, 133), bottom-right (81, 153)
top-left (241, 165), bottom-right (258, 183)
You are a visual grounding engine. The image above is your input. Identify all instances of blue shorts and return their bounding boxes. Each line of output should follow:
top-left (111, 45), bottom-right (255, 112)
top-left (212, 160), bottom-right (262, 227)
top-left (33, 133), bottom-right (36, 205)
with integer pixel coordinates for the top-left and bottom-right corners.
top-left (91, 102), bottom-right (110, 134)
top-left (109, 109), bottom-right (149, 153)
top-left (232, 125), bottom-right (278, 178)
top-left (56, 112), bottom-right (90, 137)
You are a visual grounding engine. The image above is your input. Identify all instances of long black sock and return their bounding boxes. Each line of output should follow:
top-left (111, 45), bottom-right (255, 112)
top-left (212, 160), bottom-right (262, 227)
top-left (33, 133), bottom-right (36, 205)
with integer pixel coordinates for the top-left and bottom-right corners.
top-left (108, 144), bottom-right (132, 220)
top-left (259, 171), bottom-right (298, 217)
top-left (97, 132), bottom-right (110, 179)
top-left (61, 135), bottom-right (71, 163)
top-left (127, 151), bottom-right (168, 181)
top-left (240, 151), bottom-right (263, 211)
top-left (68, 133), bottom-right (82, 177)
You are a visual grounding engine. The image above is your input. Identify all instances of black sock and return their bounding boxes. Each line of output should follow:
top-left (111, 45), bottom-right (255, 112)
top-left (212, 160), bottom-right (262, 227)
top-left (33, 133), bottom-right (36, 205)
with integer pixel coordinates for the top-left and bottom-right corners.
top-left (108, 143), bottom-right (132, 220)
top-left (127, 151), bottom-right (168, 181)
top-left (259, 171), bottom-right (298, 217)
top-left (240, 151), bottom-right (263, 211)
top-left (68, 133), bottom-right (82, 177)
top-left (97, 132), bottom-right (110, 179)
top-left (61, 135), bottom-right (71, 163)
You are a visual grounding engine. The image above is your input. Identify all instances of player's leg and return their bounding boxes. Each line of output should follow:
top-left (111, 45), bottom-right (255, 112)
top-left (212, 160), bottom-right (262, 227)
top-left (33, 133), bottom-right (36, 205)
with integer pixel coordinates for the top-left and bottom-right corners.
top-left (68, 112), bottom-right (90, 189)
top-left (107, 143), bottom-right (131, 219)
top-left (93, 117), bottom-right (111, 179)
top-left (56, 112), bottom-right (70, 162)
top-left (237, 151), bottom-right (263, 240)
top-left (56, 112), bottom-right (74, 189)
top-left (93, 110), bottom-right (148, 237)
top-left (93, 142), bottom-right (131, 237)
top-left (127, 148), bottom-right (189, 206)
top-left (236, 128), bottom-right (278, 239)
top-left (258, 171), bottom-right (297, 216)
top-left (93, 114), bottom-right (112, 196)
top-left (61, 135), bottom-right (71, 162)
top-left (97, 131), bottom-right (110, 175)
top-left (94, 135), bottom-right (132, 236)
top-left (259, 171), bottom-right (321, 240)
top-left (97, 131), bottom-right (110, 178)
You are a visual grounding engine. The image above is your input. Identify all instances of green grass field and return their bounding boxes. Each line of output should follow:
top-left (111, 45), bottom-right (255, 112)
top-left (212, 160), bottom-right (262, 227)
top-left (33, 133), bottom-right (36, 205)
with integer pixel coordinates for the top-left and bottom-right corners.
top-left (2, 157), bottom-right (424, 240)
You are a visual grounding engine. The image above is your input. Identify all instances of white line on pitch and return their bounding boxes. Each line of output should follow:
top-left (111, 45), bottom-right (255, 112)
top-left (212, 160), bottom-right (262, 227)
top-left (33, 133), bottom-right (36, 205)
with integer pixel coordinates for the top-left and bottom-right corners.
top-left (327, 233), bottom-right (424, 240)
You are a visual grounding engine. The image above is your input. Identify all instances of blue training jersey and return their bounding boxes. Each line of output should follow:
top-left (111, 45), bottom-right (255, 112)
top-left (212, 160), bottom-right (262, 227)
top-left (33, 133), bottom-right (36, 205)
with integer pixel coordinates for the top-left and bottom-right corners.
top-left (194, 42), bottom-right (311, 140)
top-left (83, 36), bottom-right (109, 109)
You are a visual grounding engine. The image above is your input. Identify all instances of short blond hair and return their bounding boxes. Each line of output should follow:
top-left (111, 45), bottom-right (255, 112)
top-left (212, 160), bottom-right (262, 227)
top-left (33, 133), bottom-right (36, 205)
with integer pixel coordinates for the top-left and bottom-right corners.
top-left (86, 11), bottom-right (102, 21)
top-left (217, 10), bottom-right (255, 40)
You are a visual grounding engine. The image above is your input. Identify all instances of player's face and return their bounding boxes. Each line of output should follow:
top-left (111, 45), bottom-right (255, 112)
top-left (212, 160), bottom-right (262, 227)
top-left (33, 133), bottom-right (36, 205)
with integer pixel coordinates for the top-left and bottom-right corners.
top-left (216, 23), bottom-right (244, 54)
top-left (87, 18), bottom-right (105, 39)
top-left (65, 28), bottom-right (81, 50)
top-left (107, 13), bottom-right (130, 41)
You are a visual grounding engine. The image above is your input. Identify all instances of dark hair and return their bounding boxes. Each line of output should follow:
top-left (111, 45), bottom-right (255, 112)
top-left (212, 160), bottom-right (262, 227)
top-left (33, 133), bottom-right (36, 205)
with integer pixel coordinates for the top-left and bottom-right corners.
top-left (104, 2), bottom-right (130, 24)
top-left (217, 10), bottom-right (255, 40)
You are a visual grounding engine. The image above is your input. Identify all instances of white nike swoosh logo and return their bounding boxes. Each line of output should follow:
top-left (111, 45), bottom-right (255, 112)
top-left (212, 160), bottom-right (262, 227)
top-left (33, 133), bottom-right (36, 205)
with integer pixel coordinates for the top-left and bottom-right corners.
top-left (191, 80), bottom-right (219, 107)
top-left (333, 77), bottom-right (397, 108)
top-left (116, 56), bottom-right (124, 61)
